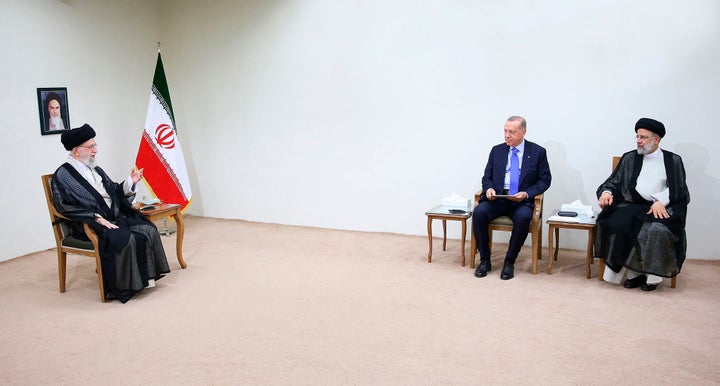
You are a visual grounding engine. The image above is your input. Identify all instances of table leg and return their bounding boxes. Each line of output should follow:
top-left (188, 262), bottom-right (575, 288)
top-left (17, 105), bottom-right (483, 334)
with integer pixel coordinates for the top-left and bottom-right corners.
top-left (427, 216), bottom-right (433, 263)
top-left (547, 224), bottom-right (555, 274)
top-left (442, 219), bottom-right (447, 251)
top-left (585, 228), bottom-right (594, 279)
top-left (460, 219), bottom-right (467, 267)
top-left (470, 230), bottom-right (476, 268)
top-left (172, 207), bottom-right (187, 269)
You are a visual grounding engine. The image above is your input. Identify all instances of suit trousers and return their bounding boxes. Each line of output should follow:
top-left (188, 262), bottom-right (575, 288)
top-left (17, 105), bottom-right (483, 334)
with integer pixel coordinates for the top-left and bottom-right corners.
top-left (472, 199), bottom-right (533, 264)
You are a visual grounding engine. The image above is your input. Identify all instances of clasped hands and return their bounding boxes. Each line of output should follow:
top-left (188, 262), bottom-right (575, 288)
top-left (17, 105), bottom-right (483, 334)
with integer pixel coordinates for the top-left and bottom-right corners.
top-left (485, 188), bottom-right (527, 202)
top-left (598, 192), bottom-right (670, 219)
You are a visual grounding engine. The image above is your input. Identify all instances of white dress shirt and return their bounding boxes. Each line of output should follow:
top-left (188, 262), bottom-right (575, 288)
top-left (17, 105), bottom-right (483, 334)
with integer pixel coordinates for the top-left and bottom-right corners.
top-left (636, 148), bottom-right (670, 206)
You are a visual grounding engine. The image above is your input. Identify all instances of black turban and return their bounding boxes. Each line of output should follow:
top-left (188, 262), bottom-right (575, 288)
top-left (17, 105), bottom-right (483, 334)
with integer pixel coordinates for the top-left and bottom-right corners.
top-left (61, 124), bottom-right (96, 151)
top-left (635, 118), bottom-right (665, 138)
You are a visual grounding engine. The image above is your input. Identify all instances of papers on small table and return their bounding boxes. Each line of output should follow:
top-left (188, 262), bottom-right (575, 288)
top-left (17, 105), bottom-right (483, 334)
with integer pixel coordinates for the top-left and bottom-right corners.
top-left (140, 197), bottom-right (161, 206)
top-left (427, 205), bottom-right (471, 216)
top-left (548, 214), bottom-right (582, 223)
top-left (547, 214), bottom-right (596, 224)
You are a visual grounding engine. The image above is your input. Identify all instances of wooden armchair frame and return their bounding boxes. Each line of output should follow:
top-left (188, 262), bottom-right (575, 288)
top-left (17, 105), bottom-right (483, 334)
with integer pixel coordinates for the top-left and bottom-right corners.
top-left (470, 193), bottom-right (544, 274)
top-left (42, 174), bottom-right (106, 302)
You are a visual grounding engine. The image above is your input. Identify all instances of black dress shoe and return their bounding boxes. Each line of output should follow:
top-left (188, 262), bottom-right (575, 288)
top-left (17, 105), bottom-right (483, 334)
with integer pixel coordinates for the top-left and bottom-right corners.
top-left (641, 283), bottom-right (657, 291)
top-left (623, 275), bottom-right (647, 289)
top-left (500, 262), bottom-right (514, 280)
top-left (474, 261), bottom-right (491, 278)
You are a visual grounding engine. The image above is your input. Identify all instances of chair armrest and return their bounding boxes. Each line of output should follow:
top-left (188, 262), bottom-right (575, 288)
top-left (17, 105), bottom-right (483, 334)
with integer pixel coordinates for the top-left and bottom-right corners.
top-left (533, 194), bottom-right (544, 221)
top-left (82, 223), bottom-right (100, 248)
top-left (54, 210), bottom-right (72, 222)
top-left (474, 190), bottom-right (483, 207)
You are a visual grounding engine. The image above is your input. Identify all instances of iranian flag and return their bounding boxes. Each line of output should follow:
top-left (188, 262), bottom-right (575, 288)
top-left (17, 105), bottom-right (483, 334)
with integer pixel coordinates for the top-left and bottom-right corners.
top-left (135, 52), bottom-right (192, 211)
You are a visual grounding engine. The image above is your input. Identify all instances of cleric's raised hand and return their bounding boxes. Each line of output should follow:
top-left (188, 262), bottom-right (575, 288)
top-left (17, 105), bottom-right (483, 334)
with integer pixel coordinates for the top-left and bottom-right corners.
top-left (130, 168), bottom-right (144, 184)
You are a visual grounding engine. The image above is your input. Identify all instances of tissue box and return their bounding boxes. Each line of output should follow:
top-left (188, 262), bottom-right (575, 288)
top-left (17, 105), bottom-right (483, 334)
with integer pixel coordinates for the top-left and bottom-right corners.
top-left (560, 204), bottom-right (594, 218)
top-left (441, 196), bottom-right (471, 210)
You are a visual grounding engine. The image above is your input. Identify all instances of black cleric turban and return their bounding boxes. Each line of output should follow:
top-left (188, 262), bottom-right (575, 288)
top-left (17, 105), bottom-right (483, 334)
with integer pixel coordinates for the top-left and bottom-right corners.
top-left (45, 92), bottom-right (62, 106)
top-left (61, 124), bottom-right (96, 150)
top-left (635, 117), bottom-right (665, 138)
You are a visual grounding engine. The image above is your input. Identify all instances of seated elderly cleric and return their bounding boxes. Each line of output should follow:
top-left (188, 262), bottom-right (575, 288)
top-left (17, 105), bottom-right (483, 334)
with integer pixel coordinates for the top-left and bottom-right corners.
top-left (594, 118), bottom-right (690, 291)
top-left (51, 124), bottom-right (170, 302)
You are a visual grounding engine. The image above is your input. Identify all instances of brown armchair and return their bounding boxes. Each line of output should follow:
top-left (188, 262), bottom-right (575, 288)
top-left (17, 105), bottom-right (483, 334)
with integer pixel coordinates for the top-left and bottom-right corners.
top-left (470, 192), bottom-right (544, 274)
top-left (42, 174), bottom-right (106, 302)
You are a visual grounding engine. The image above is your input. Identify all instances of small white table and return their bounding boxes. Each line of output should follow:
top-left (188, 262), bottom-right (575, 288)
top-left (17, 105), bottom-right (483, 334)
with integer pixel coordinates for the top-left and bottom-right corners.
top-left (425, 206), bottom-right (472, 266)
top-left (546, 213), bottom-right (601, 278)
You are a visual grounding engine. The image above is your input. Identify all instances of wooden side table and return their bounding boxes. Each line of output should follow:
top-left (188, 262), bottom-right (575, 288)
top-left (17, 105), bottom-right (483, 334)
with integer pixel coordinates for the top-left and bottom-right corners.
top-left (425, 205), bottom-right (472, 266)
top-left (137, 203), bottom-right (187, 269)
top-left (546, 215), bottom-right (599, 278)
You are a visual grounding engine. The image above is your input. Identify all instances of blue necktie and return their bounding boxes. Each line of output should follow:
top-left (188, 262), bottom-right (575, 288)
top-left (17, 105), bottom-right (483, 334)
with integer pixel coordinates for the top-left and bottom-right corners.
top-left (509, 147), bottom-right (519, 195)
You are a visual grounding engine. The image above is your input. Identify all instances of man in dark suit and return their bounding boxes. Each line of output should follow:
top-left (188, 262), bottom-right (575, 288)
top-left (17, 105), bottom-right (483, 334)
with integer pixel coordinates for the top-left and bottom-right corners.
top-left (472, 116), bottom-right (551, 280)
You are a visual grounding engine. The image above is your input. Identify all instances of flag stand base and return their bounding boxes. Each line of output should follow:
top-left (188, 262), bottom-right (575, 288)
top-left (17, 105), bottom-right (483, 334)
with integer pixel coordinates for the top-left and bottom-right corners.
top-left (160, 218), bottom-right (176, 237)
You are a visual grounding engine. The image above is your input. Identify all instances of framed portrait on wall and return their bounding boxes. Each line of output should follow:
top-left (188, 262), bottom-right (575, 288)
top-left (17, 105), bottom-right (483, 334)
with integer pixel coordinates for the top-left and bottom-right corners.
top-left (37, 87), bottom-right (71, 135)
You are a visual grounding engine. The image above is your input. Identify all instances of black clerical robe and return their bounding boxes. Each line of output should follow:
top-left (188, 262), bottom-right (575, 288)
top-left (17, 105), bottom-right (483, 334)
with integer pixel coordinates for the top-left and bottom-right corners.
top-left (594, 149), bottom-right (690, 277)
top-left (51, 163), bottom-right (170, 302)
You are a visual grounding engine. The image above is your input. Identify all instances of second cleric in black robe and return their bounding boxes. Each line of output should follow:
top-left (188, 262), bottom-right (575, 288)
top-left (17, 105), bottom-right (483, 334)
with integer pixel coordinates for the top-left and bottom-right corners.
top-left (594, 118), bottom-right (689, 291)
top-left (51, 124), bottom-right (170, 302)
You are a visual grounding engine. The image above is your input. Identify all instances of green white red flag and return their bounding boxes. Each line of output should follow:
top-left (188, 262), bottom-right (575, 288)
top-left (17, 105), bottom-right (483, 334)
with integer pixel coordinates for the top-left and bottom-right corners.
top-left (135, 52), bottom-right (192, 210)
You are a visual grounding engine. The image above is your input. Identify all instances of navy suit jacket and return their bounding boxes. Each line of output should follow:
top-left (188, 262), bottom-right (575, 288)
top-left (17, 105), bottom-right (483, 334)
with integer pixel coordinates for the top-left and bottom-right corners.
top-left (481, 140), bottom-right (551, 204)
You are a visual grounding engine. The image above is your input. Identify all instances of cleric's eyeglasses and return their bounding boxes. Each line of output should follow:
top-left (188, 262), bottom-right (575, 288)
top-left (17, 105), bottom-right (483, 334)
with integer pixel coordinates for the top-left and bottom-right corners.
top-left (78, 143), bottom-right (97, 149)
top-left (635, 135), bottom-right (657, 141)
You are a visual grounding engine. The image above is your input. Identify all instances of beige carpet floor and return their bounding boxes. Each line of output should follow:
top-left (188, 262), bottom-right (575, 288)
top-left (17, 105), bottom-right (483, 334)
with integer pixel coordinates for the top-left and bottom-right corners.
top-left (2, 216), bottom-right (719, 385)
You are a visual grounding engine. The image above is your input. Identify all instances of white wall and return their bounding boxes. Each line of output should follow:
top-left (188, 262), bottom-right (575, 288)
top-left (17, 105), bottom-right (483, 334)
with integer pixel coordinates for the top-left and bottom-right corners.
top-left (168, 0), bottom-right (719, 259)
top-left (2, 0), bottom-right (718, 262)
top-left (0, 0), bottom-right (162, 261)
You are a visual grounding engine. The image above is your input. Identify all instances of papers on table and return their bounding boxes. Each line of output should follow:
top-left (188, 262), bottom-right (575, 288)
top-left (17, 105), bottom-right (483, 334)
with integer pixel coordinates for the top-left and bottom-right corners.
top-left (547, 214), bottom-right (583, 223)
top-left (428, 206), bottom-right (471, 216)
top-left (140, 197), bottom-right (161, 206)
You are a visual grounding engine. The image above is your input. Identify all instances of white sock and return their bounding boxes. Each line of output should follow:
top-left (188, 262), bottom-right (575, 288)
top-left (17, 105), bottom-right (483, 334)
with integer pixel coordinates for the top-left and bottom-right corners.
top-left (646, 274), bottom-right (663, 285)
top-left (146, 278), bottom-right (156, 288)
top-left (603, 267), bottom-right (625, 284)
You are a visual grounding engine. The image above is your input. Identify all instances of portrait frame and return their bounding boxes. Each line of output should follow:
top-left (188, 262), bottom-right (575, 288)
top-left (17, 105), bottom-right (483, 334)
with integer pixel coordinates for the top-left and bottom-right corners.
top-left (37, 87), bottom-right (71, 135)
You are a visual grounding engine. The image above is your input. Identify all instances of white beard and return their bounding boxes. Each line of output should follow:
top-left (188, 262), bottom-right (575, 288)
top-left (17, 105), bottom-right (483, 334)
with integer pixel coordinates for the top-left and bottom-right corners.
top-left (636, 144), bottom-right (652, 155)
top-left (50, 116), bottom-right (65, 130)
top-left (80, 155), bottom-right (97, 168)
